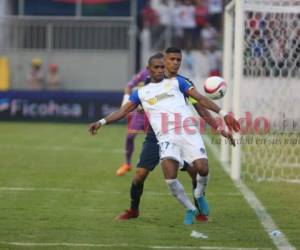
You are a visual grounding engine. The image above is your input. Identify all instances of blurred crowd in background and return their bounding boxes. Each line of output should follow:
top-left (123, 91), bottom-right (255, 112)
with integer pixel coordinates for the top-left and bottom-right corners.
top-left (0, 0), bottom-right (226, 91)
top-left (23, 0), bottom-right (224, 90)
top-left (142, 0), bottom-right (222, 50)
top-left (140, 0), bottom-right (223, 80)
top-left (27, 58), bottom-right (61, 90)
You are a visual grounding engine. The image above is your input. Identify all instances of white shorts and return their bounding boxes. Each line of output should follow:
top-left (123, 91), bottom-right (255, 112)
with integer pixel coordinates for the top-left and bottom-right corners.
top-left (158, 132), bottom-right (207, 168)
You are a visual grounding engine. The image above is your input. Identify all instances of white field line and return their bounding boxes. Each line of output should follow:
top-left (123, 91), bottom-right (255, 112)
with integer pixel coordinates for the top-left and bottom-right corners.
top-left (285, 163), bottom-right (300, 168)
top-left (256, 178), bottom-right (300, 185)
top-left (285, 179), bottom-right (300, 184)
top-left (0, 186), bottom-right (241, 197)
top-left (203, 136), bottom-right (296, 250)
top-left (0, 144), bottom-right (124, 153)
top-left (0, 241), bottom-right (271, 250)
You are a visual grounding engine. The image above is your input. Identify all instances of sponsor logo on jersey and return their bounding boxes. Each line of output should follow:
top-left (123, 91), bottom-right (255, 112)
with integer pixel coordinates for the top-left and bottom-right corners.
top-left (146, 92), bottom-right (175, 105)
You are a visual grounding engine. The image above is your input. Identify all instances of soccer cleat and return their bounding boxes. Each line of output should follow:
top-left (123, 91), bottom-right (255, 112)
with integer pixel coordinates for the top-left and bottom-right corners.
top-left (115, 209), bottom-right (139, 220)
top-left (116, 163), bottom-right (132, 176)
top-left (195, 213), bottom-right (208, 222)
top-left (197, 196), bottom-right (209, 216)
top-left (183, 209), bottom-right (196, 225)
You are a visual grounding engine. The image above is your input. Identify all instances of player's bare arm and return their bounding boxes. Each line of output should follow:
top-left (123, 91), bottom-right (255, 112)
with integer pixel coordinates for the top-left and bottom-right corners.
top-left (89, 101), bottom-right (137, 135)
top-left (187, 87), bottom-right (240, 132)
top-left (193, 103), bottom-right (219, 128)
top-left (193, 103), bottom-right (236, 146)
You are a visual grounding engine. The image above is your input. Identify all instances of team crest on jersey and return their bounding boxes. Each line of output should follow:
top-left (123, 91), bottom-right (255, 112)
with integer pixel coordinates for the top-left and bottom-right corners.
top-left (146, 97), bottom-right (158, 105)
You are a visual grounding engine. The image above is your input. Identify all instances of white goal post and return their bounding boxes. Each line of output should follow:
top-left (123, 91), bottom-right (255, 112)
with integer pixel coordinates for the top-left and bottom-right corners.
top-left (222, 0), bottom-right (300, 182)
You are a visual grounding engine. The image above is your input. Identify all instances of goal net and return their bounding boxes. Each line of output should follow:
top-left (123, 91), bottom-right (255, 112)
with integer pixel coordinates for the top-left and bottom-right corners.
top-left (223, 0), bottom-right (300, 182)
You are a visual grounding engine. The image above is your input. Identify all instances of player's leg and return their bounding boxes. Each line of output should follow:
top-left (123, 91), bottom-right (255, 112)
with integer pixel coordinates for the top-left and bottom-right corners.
top-left (116, 134), bottom-right (159, 220)
top-left (185, 165), bottom-right (208, 221)
top-left (131, 168), bottom-right (150, 209)
top-left (181, 164), bottom-right (200, 210)
top-left (117, 112), bottom-right (145, 176)
top-left (192, 159), bottom-right (209, 217)
top-left (162, 159), bottom-right (196, 225)
top-left (160, 142), bottom-right (196, 225)
top-left (129, 136), bottom-right (160, 213)
top-left (181, 134), bottom-right (210, 217)
top-left (116, 168), bottom-right (150, 220)
top-left (116, 132), bottom-right (137, 175)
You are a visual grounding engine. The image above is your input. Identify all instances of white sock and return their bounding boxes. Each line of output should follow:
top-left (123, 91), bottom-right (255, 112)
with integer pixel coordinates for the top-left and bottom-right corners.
top-left (165, 179), bottom-right (195, 211)
top-left (194, 174), bottom-right (209, 199)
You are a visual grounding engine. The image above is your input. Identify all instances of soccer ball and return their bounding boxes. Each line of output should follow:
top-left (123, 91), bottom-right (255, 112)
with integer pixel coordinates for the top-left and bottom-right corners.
top-left (203, 76), bottom-right (227, 100)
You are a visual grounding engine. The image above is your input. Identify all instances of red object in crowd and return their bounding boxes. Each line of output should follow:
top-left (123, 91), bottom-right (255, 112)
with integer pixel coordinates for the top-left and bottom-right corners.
top-left (195, 5), bottom-right (209, 27)
top-left (142, 6), bottom-right (159, 28)
top-left (249, 19), bottom-right (257, 28)
top-left (209, 70), bottom-right (221, 77)
top-left (49, 64), bottom-right (58, 72)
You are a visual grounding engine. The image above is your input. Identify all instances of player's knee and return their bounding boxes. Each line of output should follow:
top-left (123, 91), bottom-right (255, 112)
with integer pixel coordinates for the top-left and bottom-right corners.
top-left (199, 165), bottom-right (209, 176)
top-left (194, 159), bottom-right (209, 176)
top-left (127, 133), bottom-right (136, 140)
top-left (133, 168), bottom-right (149, 184)
top-left (161, 159), bottom-right (178, 179)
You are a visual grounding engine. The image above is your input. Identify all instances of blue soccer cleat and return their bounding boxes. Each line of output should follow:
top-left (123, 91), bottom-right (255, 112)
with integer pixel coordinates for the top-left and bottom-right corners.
top-left (197, 196), bottom-right (209, 216)
top-left (184, 209), bottom-right (196, 225)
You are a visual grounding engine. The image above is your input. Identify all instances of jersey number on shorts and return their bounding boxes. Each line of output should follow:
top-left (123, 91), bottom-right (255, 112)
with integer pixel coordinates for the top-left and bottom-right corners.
top-left (159, 141), bottom-right (170, 155)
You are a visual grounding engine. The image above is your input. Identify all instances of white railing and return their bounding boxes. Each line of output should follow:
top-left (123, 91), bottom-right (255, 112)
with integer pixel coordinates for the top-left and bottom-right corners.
top-left (0, 16), bottom-right (132, 51)
top-left (0, 15), bottom-right (135, 90)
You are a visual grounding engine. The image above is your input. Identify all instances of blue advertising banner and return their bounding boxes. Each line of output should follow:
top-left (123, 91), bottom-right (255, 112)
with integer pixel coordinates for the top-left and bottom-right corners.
top-left (0, 90), bottom-right (123, 123)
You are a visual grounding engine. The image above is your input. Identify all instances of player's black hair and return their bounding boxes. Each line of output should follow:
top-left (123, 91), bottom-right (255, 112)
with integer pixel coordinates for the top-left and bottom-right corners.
top-left (164, 47), bottom-right (182, 54)
top-left (148, 52), bottom-right (164, 65)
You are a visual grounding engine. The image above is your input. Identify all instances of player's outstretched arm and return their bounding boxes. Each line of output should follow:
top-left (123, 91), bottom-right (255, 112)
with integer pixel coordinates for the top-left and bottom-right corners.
top-left (193, 103), bottom-right (219, 128)
top-left (89, 101), bottom-right (137, 135)
top-left (188, 88), bottom-right (240, 132)
top-left (193, 103), bottom-right (236, 146)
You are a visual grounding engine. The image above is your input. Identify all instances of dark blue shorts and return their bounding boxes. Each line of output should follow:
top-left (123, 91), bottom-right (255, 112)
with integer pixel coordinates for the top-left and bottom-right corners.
top-left (136, 131), bottom-right (190, 171)
top-left (136, 132), bottom-right (159, 171)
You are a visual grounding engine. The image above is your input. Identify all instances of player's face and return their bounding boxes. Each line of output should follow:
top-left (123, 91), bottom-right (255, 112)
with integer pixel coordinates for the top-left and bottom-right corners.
top-left (148, 58), bottom-right (165, 82)
top-left (164, 53), bottom-right (182, 75)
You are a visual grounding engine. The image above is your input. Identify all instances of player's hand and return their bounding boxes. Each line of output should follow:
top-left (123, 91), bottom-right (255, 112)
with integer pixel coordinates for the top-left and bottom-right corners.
top-left (224, 114), bottom-right (240, 132)
top-left (89, 122), bottom-right (101, 135)
top-left (220, 130), bottom-right (236, 146)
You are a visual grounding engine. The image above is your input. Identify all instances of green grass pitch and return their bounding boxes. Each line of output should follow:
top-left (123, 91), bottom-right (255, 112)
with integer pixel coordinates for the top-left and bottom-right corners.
top-left (0, 122), bottom-right (299, 249)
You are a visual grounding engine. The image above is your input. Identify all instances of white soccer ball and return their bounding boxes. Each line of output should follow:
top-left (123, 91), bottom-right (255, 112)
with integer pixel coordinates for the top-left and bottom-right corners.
top-left (203, 76), bottom-right (227, 100)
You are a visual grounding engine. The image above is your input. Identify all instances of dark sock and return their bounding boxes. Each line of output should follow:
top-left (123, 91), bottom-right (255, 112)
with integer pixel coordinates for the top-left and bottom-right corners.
top-left (130, 181), bottom-right (144, 211)
top-left (192, 181), bottom-right (200, 211)
top-left (125, 134), bottom-right (135, 165)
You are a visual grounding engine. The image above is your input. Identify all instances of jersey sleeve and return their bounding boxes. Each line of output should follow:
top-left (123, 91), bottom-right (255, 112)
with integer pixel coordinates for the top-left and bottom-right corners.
top-left (176, 76), bottom-right (194, 95)
top-left (188, 96), bottom-right (197, 104)
top-left (129, 90), bottom-right (141, 105)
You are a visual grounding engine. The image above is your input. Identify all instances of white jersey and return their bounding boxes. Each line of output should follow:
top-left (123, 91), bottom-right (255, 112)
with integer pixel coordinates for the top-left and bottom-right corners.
top-left (129, 76), bottom-right (197, 141)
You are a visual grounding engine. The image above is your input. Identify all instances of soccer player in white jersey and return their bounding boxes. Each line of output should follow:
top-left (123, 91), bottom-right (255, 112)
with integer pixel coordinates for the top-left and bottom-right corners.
top-left (89, 53), bottom-right (240, 224)
top-left (115, 48), bottom-right (235, 222)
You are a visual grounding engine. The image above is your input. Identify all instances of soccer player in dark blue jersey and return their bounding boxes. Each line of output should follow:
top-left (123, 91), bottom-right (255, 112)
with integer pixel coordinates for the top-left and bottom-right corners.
top-left (115, 48), bottom-right (236, 221)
